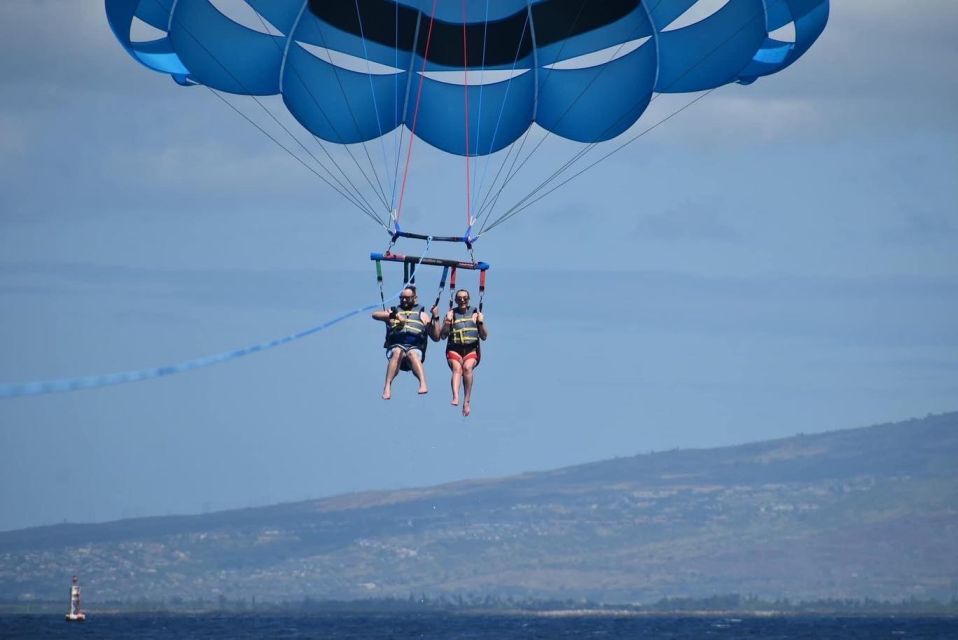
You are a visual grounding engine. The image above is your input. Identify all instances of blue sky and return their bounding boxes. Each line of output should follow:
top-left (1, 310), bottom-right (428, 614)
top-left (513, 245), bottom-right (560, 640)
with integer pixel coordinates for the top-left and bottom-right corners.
top-left (0, 0), bottom-right (956, 532)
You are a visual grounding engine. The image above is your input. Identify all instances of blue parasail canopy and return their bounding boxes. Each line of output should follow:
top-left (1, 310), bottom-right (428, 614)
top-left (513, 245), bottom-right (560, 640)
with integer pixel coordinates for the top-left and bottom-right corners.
top-left (106, 0), bottom-right (829, 157)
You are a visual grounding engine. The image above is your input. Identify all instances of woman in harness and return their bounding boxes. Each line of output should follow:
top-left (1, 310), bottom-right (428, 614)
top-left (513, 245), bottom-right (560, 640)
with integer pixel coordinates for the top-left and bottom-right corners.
top-left (372, 286), bottom-right (441, 400)
top-left (440, 289), bottom-right (488, 417)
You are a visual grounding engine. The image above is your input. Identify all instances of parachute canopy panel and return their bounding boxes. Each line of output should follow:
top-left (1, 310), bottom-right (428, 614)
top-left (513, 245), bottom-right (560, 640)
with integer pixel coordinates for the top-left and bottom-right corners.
top-left (106, 0), bottom-right (830, 156)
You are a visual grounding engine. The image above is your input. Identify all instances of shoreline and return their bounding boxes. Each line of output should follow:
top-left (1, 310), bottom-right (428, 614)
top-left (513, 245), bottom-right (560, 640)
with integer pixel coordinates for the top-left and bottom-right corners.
top-left (3, 605), bottom-right (957, 618)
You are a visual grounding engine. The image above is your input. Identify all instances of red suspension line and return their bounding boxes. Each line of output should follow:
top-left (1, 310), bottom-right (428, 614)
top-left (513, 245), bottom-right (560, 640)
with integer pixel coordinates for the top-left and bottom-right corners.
top-left (395, 0), bottom-right (439, 226)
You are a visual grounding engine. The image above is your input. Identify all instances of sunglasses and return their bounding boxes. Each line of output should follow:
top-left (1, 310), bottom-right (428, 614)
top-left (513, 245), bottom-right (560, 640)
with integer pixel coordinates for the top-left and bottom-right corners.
top-left (455, 296), bottom-right (470, 301)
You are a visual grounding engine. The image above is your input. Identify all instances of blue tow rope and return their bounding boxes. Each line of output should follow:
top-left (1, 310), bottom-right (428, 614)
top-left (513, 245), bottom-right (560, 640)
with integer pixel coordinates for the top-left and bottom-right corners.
top-left (0, 241), bottom-right (433, 398)
top-left (0, 302), bottom-right (380, 398)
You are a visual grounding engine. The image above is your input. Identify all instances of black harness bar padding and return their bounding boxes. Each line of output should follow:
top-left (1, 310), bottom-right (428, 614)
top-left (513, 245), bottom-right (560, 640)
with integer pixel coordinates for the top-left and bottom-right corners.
top-left (448, 266), bottom-right (458, 309)
top-left (389, 230), bottom-right (475, 250)
top-left (432, 265), bottom-right (450, 312)
top-left (375, 259), bottom-right (386, 311)
top-left (371, 252), bottom-right (490, 271)
top-left (478, 269), bottom-right (487, 312)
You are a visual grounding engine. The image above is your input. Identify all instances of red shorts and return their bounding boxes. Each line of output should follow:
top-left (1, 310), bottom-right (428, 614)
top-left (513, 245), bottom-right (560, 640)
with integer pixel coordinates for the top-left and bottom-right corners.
top-left (446, 343), bottom-right (480, 366)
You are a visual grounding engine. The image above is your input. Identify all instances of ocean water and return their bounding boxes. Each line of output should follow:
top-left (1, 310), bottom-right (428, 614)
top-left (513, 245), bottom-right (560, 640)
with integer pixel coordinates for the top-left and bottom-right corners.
top-left (1, 612), bottom-right (956, 639)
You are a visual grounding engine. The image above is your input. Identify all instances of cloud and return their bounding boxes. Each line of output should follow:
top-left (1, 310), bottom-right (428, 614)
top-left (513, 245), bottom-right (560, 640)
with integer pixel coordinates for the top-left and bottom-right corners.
top-left (0, 113), bottom-right (30, 160)
top-left (880, 209), bottom-right (958, 245)
top-left (864, 358), bottom-right (958, 372)
top-left (625, 0), bottom-right (958, 149)
top-left (0, 2), bottom-right (152, 98)
top-left (633, 201), bottom-right (740, 243)
top-left (642, 93), bottom-right (826, 149)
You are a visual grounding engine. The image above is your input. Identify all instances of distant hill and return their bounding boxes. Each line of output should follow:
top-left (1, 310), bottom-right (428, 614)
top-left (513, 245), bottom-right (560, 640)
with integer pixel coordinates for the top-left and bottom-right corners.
top-left (2, 412), bottom-right (956, 604)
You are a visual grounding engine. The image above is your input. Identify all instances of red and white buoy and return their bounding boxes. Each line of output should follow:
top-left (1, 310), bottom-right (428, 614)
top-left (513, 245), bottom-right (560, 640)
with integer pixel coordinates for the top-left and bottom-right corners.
top-left (64, 575), bottom-right (86, 622)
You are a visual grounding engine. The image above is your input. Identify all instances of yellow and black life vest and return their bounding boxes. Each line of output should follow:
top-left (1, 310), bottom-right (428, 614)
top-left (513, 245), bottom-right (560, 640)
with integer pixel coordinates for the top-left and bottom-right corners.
top-left (385, 307), bottom-right (428, 349)
top-left (448, 308), bottom-right (480, 346)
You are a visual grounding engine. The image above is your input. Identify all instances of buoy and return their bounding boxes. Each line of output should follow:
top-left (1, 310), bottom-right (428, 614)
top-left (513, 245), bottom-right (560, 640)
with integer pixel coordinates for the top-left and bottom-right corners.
top-left (64, 575), bottom-right (86, 622)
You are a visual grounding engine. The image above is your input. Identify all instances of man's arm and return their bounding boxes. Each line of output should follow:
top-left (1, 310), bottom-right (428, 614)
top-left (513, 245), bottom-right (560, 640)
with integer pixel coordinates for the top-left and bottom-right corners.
top-left (372, 308), bottom-right (396, 322)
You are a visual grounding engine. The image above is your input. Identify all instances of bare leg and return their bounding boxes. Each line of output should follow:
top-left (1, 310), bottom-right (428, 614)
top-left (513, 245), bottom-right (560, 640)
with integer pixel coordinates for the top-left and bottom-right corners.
top-left (462, 359), bottom-right (477, 417)
top-left (382, 349), bottom-right (402, 400)
top-left (406, 351), bottom-right (428, 394)
top-left (447, 359), bottom-right (463, 406)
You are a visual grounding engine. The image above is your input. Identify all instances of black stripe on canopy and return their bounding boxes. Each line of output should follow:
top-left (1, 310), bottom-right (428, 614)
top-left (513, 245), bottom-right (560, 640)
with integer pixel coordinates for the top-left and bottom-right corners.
top-left (308, 0), bottom-right (640, 68)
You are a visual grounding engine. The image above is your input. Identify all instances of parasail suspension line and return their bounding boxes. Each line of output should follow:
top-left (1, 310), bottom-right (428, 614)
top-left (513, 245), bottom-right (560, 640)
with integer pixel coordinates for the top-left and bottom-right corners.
top-left (474, 0), bottom-right (690, 228)
top-left (475, 18), bottom-right (649, 229)
top-left (391, 0), bottom-right (402, 210)
top-left (251, 7), bottom-right (389, 220)
top-left (389, 13), bottom-right (421, 213)
top-left (304, 15), bottom-right (392, 212)
top-left (352, 0), bottom-right (394, 204)
top-left (478, 0), bottom-right (777, 235)
top-left (484, 90), bottom-right (718, 233)
top-left (471, 0), bottom-right (589, 219)
top-left (471, 9), bottom-right (531, 217)
top-left (461, 0), bottom-right (473, 228)
top-left (470, 0), bottom-right (493, 214)
top-left (205, 88), bottom-right (381, 225)
top-left (395, 0), bottom-right (440, 226)
top-left (155, 0), bottom-right (388, 226)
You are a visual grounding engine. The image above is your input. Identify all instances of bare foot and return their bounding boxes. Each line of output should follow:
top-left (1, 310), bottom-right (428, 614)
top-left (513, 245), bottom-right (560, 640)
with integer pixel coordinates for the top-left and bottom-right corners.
top-left (382, 387), bottom-right (391, 400)
top-left (451, 394), bottom-right (459, 406)
top-left (418, 386), bottom-right (428, 395)
top-left (462, 401), bottom-right (471, 417)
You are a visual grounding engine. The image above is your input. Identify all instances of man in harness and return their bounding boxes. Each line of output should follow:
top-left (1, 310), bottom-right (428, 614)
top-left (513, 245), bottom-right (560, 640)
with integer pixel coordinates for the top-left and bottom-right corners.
top-left (440, 289), bottom-right (488, 416)
top-left (372, 286), bottom-right (441, 399)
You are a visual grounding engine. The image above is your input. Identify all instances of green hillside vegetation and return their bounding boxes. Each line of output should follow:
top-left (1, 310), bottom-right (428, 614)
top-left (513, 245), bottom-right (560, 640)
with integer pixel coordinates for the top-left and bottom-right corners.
top-left (1, 412), bottom-right (956, 604)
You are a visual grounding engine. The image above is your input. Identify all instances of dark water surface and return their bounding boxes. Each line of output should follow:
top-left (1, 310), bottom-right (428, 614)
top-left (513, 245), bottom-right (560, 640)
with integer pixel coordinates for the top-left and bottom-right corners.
top-left (2, 612), bottom-right (956, 639)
